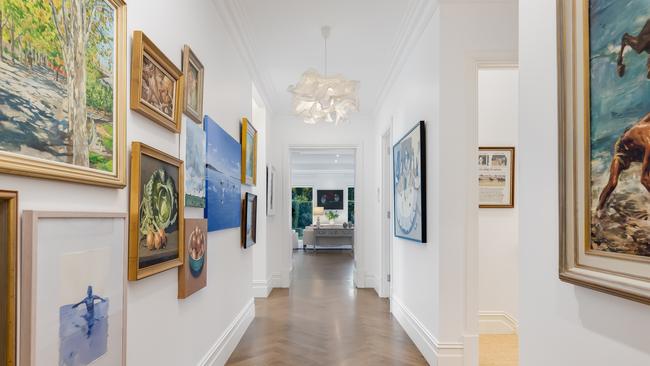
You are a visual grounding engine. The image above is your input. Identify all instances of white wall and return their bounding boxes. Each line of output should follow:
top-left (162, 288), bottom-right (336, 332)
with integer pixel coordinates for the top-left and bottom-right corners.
top-left (292, 171), bottom-right (355, 224)
top-left (519, 1), bottom-right (650, 365)
top-left (1, 1), bottom-right (265, 364)
top-left (477, 68), bottom-right (519, 334)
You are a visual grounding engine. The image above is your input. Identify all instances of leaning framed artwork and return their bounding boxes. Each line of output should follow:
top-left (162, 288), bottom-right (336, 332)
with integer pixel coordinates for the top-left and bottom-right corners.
top-left (393, 121), bottom-right (427, 243)
top-left (182, 45), bottom-right (205, 124)
top-left (20, 211), bottom-right (127, 366)
top-left (478, 147), bottom-right (515, 208)
top-left (558, 0), bottom-right (650, 304)
top-left (129, 142), bottom-right (184, 280)
top-left (0, 0), bottom-right (127, 188)
top-left (0, 191), bottom-right (17, 366)
top-left (130, 31), bottom-right (184, 133)
top-left (242, 192), bottom-right (258, 248)
top-left (267, 164), bottom-right (277, 216)
top-left (241, 118), bottom-right (258, 186)
top-left (178, 218), bottom-right (208, 299)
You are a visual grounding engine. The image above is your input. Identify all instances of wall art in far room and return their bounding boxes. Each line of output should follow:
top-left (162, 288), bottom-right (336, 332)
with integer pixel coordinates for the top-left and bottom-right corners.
top-left (267, 164), bottom-right (277, 216)
top-left (185, 120), bottom-right (206, 208)
top-left (178, 218), bottom-right (208, 299)
top-left (478, 147), bottom-right (515, 208)
top-left (317, 190), bottom-right (344, 210)
top-left (242, 192), bottom-right (258, 249)
top-left (241, 118), bottom-right (258, 186)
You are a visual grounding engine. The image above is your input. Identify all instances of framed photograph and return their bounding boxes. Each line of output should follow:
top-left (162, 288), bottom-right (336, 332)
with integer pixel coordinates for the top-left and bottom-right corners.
top-left (20, 211), bottom-right (127, 366)
top-left (316, 190), bottom-right (344, 210)
top-left (393, 121), bottom-right (427, 243)
top-left (241, 118), bottom-right (258, 186)
top-left (478, 147), bottom-right (515, 208)
top-left (178, 219), bottom-right (208, 299)
top-left (267, 164), bottom-right (277, 216)
top-left (558, 0), bottom-right (650, 304)
top-left (129, 142), bottom-right (184, 280)
top-left (242, 192), bottom-right (257, 248)
top-left (185, 119), bottom-right (206, 208)
top-left (0, 0), bottom-right (127, 188)
top-left (0, 191), bottom-right (17, 366)
top-left (182, 45), bottom-right (204, 124)
top-left (130, 31), bottom-right (184, 133)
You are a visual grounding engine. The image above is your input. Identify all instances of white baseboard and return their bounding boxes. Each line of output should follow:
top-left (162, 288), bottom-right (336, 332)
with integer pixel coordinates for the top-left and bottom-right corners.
top-left (364, 274), bottom-right (376, 289)
top-left (391, 296), bottom-right (464, 366)
top-left (252, 278), bottom-right (272, 298)
top-left (197, 299), bottom-right (255, 366)
top-left (478, 311), bottom-right (518, 334)
top-left (270, 268), bottom-right (292, 288)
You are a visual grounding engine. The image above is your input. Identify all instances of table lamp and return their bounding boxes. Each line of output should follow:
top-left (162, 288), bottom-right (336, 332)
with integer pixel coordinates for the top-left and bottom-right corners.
top-left (313, 206), bottom-right (325, 228)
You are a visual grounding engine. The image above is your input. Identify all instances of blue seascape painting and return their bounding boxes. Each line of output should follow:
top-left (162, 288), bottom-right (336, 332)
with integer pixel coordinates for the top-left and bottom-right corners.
top-left (204, 116), bottom-right (242, 231)
top-left (588, 0), bottom-right (650, 257)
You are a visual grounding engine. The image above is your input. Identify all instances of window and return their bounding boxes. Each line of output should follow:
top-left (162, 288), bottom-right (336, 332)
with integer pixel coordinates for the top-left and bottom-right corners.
top-left (347, 187), bottom-right (355, 224)
top-left (291, 187), bottom-right (313, 238)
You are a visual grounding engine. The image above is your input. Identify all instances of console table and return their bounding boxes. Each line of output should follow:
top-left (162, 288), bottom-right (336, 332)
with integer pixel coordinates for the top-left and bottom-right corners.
top-left (303, 225), bottom-right (354, 252)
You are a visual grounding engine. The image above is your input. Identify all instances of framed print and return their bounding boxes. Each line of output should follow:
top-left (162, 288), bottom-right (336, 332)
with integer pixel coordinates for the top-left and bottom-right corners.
top-left (0, 0), bottom-right (126, 188)
top-left (182, 45), bottom-right (204, 124)
top-left (478, 147), bottom-right (515, 208)
top-left (267, 164), bottom-right (277, 216)
top-left (130, 31), bottom-right (184, 133)
top-left (178, 219), bottom-right (208, 299)
top-left (242, 192), bottom-right (257, 248)
top-left (0, 191), bottom-right (17, 366)
top-left (558, 0), bottom-right (650, 304)
top-left (316, 190), bottom-right (344, 210)
top-left (205, 115), bottom-right (242, 231)
top-left (185, 119), bottom-right (206, 208)
top-left (21, 211), bottom-right (127, 366)
top-left (393, 121), bottom-right (427, 243)
top-left (241, 118), bottom-right (258, 186)
top-left (129, 142), bottom-right (184, 280)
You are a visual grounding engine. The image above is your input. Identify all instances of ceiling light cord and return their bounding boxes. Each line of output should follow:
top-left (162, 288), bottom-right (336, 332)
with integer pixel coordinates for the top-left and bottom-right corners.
top-left (324, 36), bottom-right (328, 76)
top-left (321, 25), bottom-right (331, 77)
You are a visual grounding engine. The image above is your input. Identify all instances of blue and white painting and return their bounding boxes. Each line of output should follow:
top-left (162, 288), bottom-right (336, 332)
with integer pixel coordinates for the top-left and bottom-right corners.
top-left (204, 116), bottom-right (242, 231)
top-left (393, 121), bottom-right (426, 243)
top-left (588, 1), bottom-right (650, 257)
top-left (185, 120), bottom-right (206, 208)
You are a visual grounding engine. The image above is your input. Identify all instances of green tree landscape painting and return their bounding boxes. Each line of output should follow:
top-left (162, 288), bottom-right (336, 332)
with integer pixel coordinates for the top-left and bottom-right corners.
top-left (0, 0), bottom-right (123, 181)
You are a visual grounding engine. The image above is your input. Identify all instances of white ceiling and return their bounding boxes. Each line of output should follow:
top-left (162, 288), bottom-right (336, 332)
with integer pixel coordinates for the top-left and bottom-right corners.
top-left (290, 148), bottom-right (355, 174)
top-left (237, 0), bottom-right (413, 117)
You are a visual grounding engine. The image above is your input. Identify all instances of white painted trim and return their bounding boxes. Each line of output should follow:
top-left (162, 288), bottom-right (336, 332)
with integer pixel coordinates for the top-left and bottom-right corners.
top-left (197, 299), bottom-right (255, 366)
top-left (353, 267), bottom-right (364, 288)
top-left (270, 268), bottom-right (292, 288)
top-left (391, 296), bottom-right (464, 366)
top-left (252, 278), bottom-right (272, 298)
top-left (478, 311), bottom-right (518, 334)
top-left (364, 274), bottom-right (376, 289)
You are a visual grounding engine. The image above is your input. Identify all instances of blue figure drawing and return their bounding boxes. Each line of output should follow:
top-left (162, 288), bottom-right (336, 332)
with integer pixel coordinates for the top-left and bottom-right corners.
top-left (72, 286), bottom-right (107, 338)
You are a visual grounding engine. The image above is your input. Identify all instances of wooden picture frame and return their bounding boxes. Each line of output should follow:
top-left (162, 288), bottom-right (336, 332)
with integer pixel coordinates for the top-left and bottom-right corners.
top-left (21, 211), bottom-right (127, 366)
top-left (130, 31), bottom-right (184, 133)
top-left (182, 45), bottom-right (205, 124)
top-left (241, 118), bottom-right (258, 186)
top-left (0, 191), bottom-right (17, 366)
top-left (478, 147), bottom-right (515, 208)
top-left (129, 142), bottom-right (184, 280)
top-left (178, 218), bottom-right (208, 299)
top-left (241, 192), bottom-right (257, 248)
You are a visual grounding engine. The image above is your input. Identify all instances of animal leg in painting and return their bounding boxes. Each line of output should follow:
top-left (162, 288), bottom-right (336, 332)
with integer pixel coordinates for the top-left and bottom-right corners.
top-left (616, 19), bottom-right (650, 78)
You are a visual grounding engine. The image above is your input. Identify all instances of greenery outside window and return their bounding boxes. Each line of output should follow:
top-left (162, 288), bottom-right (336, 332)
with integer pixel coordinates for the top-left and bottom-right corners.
top-left (292, 187), bottom-right (313, 238)
top-left (348, 187), bottom-right (355, 224)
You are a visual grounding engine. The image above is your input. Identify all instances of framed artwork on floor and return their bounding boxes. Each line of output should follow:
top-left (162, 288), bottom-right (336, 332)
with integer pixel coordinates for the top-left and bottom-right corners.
top-left (478, 147), bottom-right (515, 208)
top-left (0, 0), bottom-right (127, 188)
top-left (130, 31), bottom-right (184, 133)
top-left (241, 118), bottom-right (258, 186)
top-left (393, 121), bottom-right (427, 243)
top-left (129, 142), bottom-right (184, 280)
top-left (185, 119), bottom-right (206, 208)
top-left (558, 0), bottom-right (650, 304)
top-left (316, 190), bottom-right (344, 210)
top-left (242, 192), bottom-right (257, 248)
top-left (178, 219), bottom-right (208, 299)
top-left (182, 45), bottom-right (205, 124)
top-left (267, 164), bottom-right (277, 216)
top-left (0, 191), bottom-right (17, 366)
top-left (20, 211), bottom-right (127, 366)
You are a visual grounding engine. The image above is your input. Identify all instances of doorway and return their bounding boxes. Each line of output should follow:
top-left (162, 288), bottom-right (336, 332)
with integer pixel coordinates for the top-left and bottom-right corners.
top-left (380, 127), bottom-right (393, 299)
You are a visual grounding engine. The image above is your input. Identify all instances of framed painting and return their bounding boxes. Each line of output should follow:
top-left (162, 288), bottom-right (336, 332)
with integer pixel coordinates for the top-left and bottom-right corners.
top-left (0, 191), bottom-right (17, 366)
top-left (185, 119), bottom-right (206, 208)
top-left (205, 115), bottom-right (242, 231)
top-left (241, 118), bottom-right (258, 186)
top-left (242, 192), bottom-right (257, 248)
top-left (130, 31), bottom-right (184, 133)
top-left (182, 45), bottom-right (204, 124)
top-left (559, 0), bottom-right (650, 304)
top-left (267, 164), bottom-right (277, 216)
top-left (316, 190), bottom-right (344, 210)
top-left (0, 0), bottom-right (126, 188)
top-left (129, 142), bottom-right (184, 280)
top-left (393, 121), bottom-right (427, 243)
top-left (178, 218), bottom-right (208, 299)
top-left (478, 147), bottom-right (515, 208)
top-left (20, 211), bottom-right (127, 366)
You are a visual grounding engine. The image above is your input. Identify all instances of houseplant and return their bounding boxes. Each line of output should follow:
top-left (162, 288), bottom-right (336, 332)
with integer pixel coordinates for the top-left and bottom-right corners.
top-left (325, 210), bottom-right (339, 225)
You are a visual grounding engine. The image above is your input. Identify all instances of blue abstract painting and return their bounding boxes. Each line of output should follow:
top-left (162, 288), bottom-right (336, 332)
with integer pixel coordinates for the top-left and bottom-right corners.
top-left (59, 286), bottom-right (109, 366)
top-left (204, 116), bottom-right (242, 231)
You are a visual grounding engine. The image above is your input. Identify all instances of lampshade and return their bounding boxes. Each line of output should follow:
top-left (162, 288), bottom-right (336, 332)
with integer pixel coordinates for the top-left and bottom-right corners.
top-left (313, 206), bottom-right (325, 216)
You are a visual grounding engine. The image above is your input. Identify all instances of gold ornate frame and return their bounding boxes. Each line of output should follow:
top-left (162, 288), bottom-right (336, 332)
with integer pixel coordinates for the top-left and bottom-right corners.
top-left (182, 45), bottom-right (205, 124)
top-left (241, 118), bottom-right (258, 186)
top-left (0, 191), bottom-right (17, 366)
top-left (478, 146), bottom-right (515, 208)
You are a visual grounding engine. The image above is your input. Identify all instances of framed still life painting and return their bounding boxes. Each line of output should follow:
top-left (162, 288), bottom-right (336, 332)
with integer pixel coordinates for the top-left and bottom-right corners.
top-left (178, 219), bottom-right (208, 299)
top-left (559, 0), bottom-right (650, 304)
top-left (393, 121), bottom-right (427, 243)
top-left (182, 45), bottom-right (205, 124)
top-left (478, 147), bottom-right (515, 208)
top-left (242, 192), bottom-right (257, 248)
top-left (0, 191), bottom-right (17, 366)
top-left (20, 211), bottom-right (127, 366)
top-left (130, 31), bottom-right (184, 133)
top-left (129, 142), bottom-right (184, 280)
top-left (241, 118), bottom-right (258, 186)
top-left (0, 0), bottom-right (127, 188)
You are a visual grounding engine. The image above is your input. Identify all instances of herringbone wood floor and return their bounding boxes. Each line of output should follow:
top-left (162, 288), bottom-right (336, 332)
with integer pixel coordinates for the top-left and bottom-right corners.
top-left (227, 250), bottom-right (428, 365)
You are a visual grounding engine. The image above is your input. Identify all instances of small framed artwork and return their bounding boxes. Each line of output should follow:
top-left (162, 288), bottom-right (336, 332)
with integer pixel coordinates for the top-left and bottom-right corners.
top-left (267, 164), bottom-right (277, 216)
top-left (185, 119), bottom-right (206, 208)
top-left (129, 142), bottom-right (184, 281)
top-left (130, 31), bottom-right (184, 133)
top-left (241, 118), bottom-right (258, 186)
top-left (0, 191), bottom-right (17, 366)
top-left (242, 192), bottom-right (258, 248)
top-left (21, 211), bottom-right (127, 366)
top-left (178, 219), bottom-right (208, 299)
top-left (478, 147), bottom-right (515, 208)
top-left (316, 190), bottom-right (344, 210)
top-left (182, 45), bottom-right (205, 124)
top-left (393, 121), bottom-right (427, 243)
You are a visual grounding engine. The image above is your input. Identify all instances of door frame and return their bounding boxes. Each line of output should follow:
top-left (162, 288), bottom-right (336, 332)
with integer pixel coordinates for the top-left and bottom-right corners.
top-left (380, 126), bottom-right (393, 299)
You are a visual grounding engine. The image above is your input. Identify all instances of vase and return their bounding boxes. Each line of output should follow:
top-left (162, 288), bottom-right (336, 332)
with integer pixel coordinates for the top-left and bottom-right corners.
top-left (329, 219), bottom-right (335, 225)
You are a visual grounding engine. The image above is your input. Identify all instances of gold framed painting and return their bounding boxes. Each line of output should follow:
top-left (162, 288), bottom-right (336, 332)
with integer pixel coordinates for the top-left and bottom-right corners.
top-left (558, 0), bottom-right (650, 304)
top-left (182, 45), bottom-right (205, 124)
top-left (130, 31), bottom-right (184, 133)
top-left (478, 147), bottom-right (515, 208)
top-left (0, 0), bottom-right (127, 188)
top-left (241, 118), bottom-right (258, 186)
top-left (0, 191), bottom-right (17, 366)
top-left (129, 142), bottom-right (184, 280)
